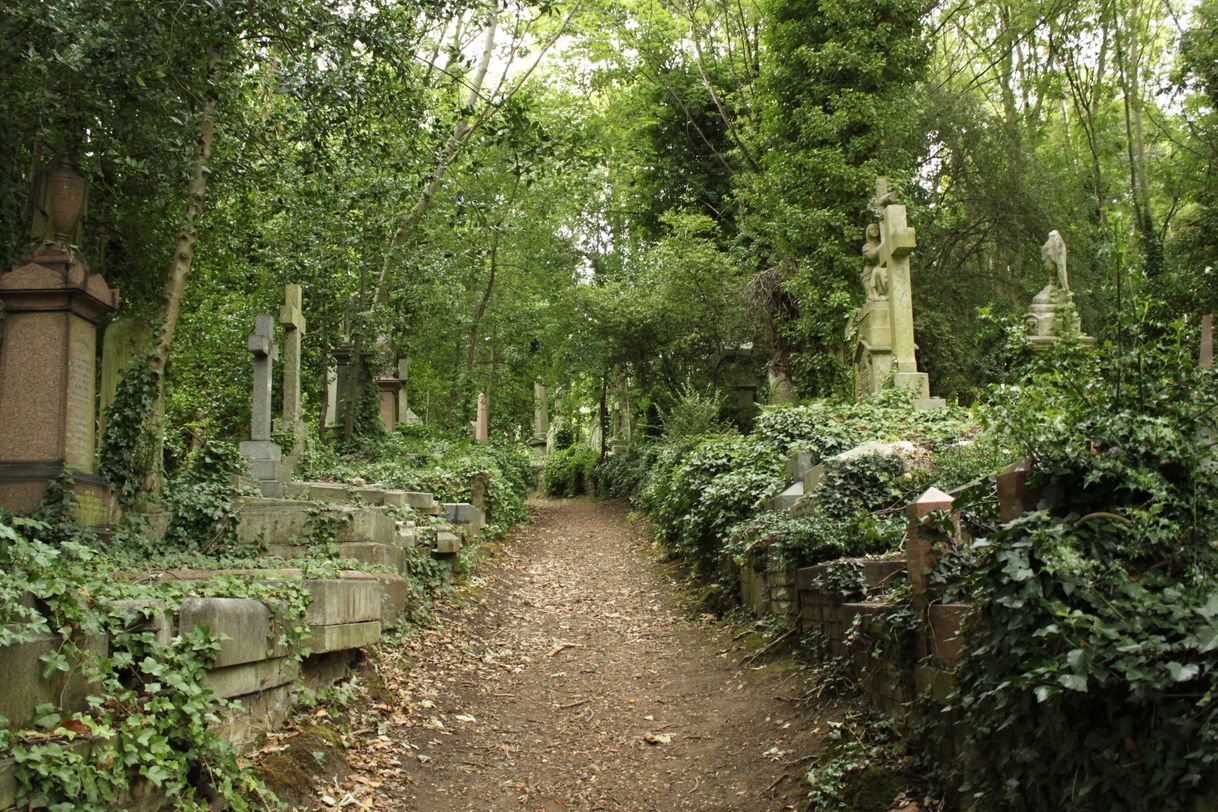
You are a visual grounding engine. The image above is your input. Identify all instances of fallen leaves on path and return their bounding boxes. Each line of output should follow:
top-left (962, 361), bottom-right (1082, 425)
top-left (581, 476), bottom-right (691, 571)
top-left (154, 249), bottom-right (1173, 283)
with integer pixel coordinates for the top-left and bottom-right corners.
top-left (305, 498), bottom-right (835, 811)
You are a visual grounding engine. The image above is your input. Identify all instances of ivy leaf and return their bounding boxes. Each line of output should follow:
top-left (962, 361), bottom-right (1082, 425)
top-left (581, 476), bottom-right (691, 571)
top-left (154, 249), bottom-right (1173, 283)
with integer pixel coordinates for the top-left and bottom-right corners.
top-left (1167, 662), bottom-right (1200, 683)
top-left (1058, 673), bottom-right (1089, 692)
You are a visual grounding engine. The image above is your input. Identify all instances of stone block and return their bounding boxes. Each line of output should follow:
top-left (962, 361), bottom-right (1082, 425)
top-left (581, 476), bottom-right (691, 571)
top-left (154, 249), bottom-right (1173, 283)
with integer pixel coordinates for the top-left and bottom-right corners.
top-left (354, 488), bottom-right (385, 505)
top-left (258, 479), bottom-right (285, 498)
top-left (0, 631), bottom-right (106, 728)
top-left (215, 682), bottom-right (294, 754)
top-left (796, 558), bottom-right (907, 592)
top-left (764, 480), bottom-right (803, 513)
top-left (381, 490), bottom-right (410, 508)
top-left (235, 498), bottom-right (316, 547)
top-left (398, 491), bottom-right (437, 511)
top-left (247, 458), bottom-right (288, 483)
top-left (204, 656), bottom-right (299, 700)
top-left (308, 482), bottom-right (353, 503)
top-left (802, 463), bottom-right (826, 495)
top-left (307, 620), bottom-right (381, 654)
top-left (337, 507), bottom-right (395, 546)
top-left (443, 502), bottom-right (484, 530)
top-left (338, 541), bottom-right (406, 574)
top-left (110, 599), bottom-right (172, 646)
top-left (914, 664), bottom-right (956, 704)
top-left (283, 481), bottom-right (311, 498)
top-left (377, 575), bottom-right (409, 628)
top-left (239, 440), bottom-right (281, 462)
top-left (177, 597), bottom-right (275, 668)
top-left (785, 451), bottom-right (815, 482)
top-left (301, 579), bottom-right (382, 626)
top-left (434, 530), bottom-right (461, 555)
top-left (301, 651), bottom-right (356, 690)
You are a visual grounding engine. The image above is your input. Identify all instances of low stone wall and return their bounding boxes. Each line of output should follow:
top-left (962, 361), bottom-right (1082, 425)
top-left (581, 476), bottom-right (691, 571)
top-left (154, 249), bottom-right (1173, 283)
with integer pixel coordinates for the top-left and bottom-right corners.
top-left (0, 477), bottom-right (487, 811)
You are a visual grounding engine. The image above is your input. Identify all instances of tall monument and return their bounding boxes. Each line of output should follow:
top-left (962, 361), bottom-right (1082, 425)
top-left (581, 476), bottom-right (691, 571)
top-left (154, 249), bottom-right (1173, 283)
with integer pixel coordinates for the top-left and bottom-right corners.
top-left (0, 154), bottom-right (119, 523)
top-left (853, 178), bottom-right (943, 409)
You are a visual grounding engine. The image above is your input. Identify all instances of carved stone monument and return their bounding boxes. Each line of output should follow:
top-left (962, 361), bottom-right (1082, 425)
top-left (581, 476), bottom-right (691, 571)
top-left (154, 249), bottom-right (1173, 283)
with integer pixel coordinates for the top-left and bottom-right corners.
top-left (0, 154), bottom-right (119, 523)
top-left (278, 284), bottom-right (306, 465)
top-left (853, 178), bottom-right (944, 409)
top-left (239, 314), bottom-right (286, 497)
top-left (528, 382), bottom-right (548, 457)
top-left (395, 358), bottom-right (421, 425)
top-left (475, 392), bottom-right (489, 444)
top-left (1024, 231), bottom-right (1094, 349)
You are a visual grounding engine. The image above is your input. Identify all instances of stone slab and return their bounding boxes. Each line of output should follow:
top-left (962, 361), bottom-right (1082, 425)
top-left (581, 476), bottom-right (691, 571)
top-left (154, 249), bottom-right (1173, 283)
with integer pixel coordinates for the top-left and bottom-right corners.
top-left (785, 450), bottom-right (814, 482)
top-left (381, 490), bottom-right (413, 508)
top-left (177, 597), bottom-right (276, 668)
top-left (378, 575), bottom-right (409, 628)
top-left (397, 491), bottom-right (436, 510)
top-left (283, 481), bottom-right (311, 498)
top-left (443, 502), bottom-right (485, 529)
top-left (239, 440), bottom-right (281, 461)
top-left (764, 480), bottom-right (804, 513)
top-left (307, 482), bottom-right (353, 503)
top-left (110, 599), bottom-right (172, 646)
top-left (797, 559), bottom-right (907, 592)
top-left (338, 541), bottom-right (406, 574)
top-left (307, 620), bottom-right (381, 654)
top-left (301, 579), bottom-right (382, 626)
top-left (216, 682), bottom-right (293, 754)
top-left (338, 507), bottom-right (396, 546)
top-left (0, 632), bottom-right (106, 728)
top-left (204, 656), bottom-right (299, 700)
top-left (354, 488), bottom-right (385, 505)
top-left (434, 530), bottom-right (461, 555)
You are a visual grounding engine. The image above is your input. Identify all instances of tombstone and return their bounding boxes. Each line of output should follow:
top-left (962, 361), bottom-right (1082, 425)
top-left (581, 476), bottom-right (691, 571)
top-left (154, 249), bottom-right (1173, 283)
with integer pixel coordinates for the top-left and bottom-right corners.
top-left (239, 314), bottom-right (286, 497)
top-left (0, 154), bottom-right (119, 523)
top-left (376, 375), bottom-right (403, 432)
top-left (853, 178), bottom-right (944, 409)
top-left (528, 382), bottom-right (548, 457)
top-left (397, 360), bottom-right (411, 426)
top-left (1201, 315), bottom-right (1213, 370)
top-left (323, 365), bottom-right (338, 427)
top-left (1024, 230), bottom-right (1094, 350)
top-left (278, 284), bottom-right (306, 463)
top-left (475, 392), bottom-right (489, 443)
top-left (98, 317), bottom-right (153, 440)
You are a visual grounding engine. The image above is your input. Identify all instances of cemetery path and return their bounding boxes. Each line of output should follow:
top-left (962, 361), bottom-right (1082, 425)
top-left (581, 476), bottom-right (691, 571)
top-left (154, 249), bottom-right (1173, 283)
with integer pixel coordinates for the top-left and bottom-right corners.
top-left (308, 498), bottom-right (832, 811)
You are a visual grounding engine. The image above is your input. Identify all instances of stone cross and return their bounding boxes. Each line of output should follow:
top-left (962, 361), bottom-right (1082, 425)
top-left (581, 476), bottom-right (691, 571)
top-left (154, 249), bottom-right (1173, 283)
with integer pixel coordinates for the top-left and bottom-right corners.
top-left (278, 285), bottom-right (305, 442)
top-left (475, 392), bottom-right (489, 443)
top-left (247, 314), bottom-right (278, 442)
top-left (872, 182), bottom-right (918, 375)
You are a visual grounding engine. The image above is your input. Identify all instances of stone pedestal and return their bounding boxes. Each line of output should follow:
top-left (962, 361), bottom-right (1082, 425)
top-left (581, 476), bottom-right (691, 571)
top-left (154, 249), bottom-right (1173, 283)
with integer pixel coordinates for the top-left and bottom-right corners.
top-left (0, 247), bottom-right (119, 522)
top-left (240, 315), bottom-right (286, 497)
top-left (376, 376), bottom-right (403, 432)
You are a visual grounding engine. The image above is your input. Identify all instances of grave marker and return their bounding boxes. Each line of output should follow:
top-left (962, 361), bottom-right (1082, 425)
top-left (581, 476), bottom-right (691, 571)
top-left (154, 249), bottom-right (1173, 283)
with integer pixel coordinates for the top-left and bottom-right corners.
top-left (854, 178), bottom-right (943, 408)
top-left (278, 284), bottom-right (306, 461)
top-left (475, 392), bottom-right (489, 443)
top-left (0, 154), bottom-right (119, 523)
top-left (239, 314), bottom-right (285, 496)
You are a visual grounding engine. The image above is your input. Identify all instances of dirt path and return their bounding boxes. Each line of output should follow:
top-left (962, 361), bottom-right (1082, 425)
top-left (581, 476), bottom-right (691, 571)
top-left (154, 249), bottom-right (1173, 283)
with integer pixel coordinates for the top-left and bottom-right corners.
top-left (315, 499), bottom-right (830, 811)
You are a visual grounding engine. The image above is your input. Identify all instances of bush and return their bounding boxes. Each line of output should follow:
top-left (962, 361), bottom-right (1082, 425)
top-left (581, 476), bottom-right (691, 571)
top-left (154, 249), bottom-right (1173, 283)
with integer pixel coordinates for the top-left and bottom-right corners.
top-left (941, 322), bottom-right (1218, 810)
top-left (544, 446), bottom-right (599, 497)
top-left (594, 446), bottom-right (660, 498)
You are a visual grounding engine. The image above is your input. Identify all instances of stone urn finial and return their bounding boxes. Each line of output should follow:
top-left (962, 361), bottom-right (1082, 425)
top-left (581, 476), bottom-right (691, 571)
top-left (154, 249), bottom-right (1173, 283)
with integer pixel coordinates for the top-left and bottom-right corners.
top-left (46, 153), bottom-right (86, 244)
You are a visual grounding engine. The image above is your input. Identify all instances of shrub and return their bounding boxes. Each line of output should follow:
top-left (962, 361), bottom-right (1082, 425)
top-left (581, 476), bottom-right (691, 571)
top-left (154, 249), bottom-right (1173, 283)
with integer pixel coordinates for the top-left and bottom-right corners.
top-left (544, 446), bottom-right (599, 497)
top-left (942, 322), bottom-right (1218, 810)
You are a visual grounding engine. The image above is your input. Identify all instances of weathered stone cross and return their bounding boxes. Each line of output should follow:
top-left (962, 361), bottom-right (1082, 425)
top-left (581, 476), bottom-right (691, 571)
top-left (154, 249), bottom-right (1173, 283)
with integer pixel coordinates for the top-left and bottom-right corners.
top-left (248, 314), bottom-right (278, 442)
top-left (872, 180), bottom-right (918, 375)
top-left (278, 284), bottom-right (305, 442)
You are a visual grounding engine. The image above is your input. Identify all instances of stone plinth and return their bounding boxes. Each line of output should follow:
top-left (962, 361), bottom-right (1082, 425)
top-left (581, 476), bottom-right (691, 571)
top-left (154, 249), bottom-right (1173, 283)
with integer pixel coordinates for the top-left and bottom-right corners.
top-left (376, 375), bottom-right (403, 432)
top-left (0, 247), bottom-right (118, 521)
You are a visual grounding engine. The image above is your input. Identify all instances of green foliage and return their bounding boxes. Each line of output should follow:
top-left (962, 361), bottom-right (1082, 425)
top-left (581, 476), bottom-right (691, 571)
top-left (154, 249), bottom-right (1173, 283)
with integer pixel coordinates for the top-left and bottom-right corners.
top-left (805, 712), bottom-right (906, 811)
top-left (98, 353), bottom-right (162, 508)
top-left (544, 446), bottom-right (599, 497)
top-left (941, 321), bottom-right (1218, 810)
top-left (160, 439), bottom-right (247, 555)
top-left (638, 434), bottom-right (786, 575)
top-left (594, 447), bottom-right (660, 499)
top-left (661, 382), bottom-right (724, 440)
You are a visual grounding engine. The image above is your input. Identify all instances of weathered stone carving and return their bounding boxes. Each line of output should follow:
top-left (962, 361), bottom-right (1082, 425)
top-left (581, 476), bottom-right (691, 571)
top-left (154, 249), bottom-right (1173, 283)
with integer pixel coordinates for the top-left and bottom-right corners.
top-left (1024, 230), bottom-right (1093, 348)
